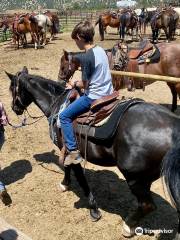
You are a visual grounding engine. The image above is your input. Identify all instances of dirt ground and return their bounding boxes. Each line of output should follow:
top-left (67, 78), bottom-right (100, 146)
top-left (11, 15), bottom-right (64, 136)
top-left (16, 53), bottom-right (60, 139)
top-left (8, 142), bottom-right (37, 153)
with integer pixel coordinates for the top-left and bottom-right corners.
top-left (0, 27), bottom-right (179, 240)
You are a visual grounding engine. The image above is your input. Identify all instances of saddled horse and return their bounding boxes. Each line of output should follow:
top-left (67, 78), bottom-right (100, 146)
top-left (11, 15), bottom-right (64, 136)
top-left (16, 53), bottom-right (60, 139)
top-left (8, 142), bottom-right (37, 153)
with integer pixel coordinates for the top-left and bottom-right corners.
top-left (95, 11), bottom-right (120, 41)
top-left (151, 8), bottom-right (179, 43)
top-left (57, 41), bottom-right (180, 113)
top-left (12, 13), bottom-right (39, 49)
top-left (6, 66), bottom-right (180, 239)
top-left (119, 9), bottom-right (138, 41)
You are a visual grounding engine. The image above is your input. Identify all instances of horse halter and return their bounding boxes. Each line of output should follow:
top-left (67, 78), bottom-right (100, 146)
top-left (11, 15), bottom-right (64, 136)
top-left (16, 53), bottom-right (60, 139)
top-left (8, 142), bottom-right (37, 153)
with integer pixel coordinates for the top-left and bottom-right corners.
top-left (12, 72), bottom-right (27, 111)
top-left (68, 53), bottom-right (73, 71)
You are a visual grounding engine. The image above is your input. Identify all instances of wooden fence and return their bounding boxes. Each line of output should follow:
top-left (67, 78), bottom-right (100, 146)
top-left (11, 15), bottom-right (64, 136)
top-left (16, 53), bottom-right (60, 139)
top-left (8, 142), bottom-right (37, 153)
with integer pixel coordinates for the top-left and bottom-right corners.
top-left (0, 10), bottom-right (103, 41)
top-left (59, 10), bottom-right (102, 32)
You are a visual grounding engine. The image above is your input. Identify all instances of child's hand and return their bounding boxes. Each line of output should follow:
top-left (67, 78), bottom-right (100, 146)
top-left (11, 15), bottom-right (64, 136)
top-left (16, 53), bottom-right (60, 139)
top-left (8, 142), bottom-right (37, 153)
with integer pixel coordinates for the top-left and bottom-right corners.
top-left (65, 82), bottom-right (73, 89)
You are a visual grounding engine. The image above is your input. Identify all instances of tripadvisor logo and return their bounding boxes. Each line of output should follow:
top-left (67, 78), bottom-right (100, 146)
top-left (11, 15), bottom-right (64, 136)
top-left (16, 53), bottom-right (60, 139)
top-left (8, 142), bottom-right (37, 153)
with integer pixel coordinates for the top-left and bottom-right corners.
top-left (135, 227), bottom-right (143, 236)
top-left (135, 227), bottom-right (173, 236)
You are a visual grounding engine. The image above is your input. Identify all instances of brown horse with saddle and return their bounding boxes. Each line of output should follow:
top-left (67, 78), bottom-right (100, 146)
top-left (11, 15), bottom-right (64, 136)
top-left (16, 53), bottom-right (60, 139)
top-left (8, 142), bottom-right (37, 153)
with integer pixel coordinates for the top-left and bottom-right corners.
top-left (12, 13), bottom-right (39, 49)
top-left (151, 8), bottom-right (179, 42)
top-left (110, 40), bottom-right (180, 112)
top-left (95, 11), bottom-right (120, 41)
top-left (119, 8), bottom-right (139, 41)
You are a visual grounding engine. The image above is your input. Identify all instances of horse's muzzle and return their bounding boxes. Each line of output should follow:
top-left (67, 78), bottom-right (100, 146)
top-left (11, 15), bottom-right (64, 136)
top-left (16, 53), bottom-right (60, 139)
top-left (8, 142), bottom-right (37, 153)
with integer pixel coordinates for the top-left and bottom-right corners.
top-left (12, 105), bottom-right (24, 115)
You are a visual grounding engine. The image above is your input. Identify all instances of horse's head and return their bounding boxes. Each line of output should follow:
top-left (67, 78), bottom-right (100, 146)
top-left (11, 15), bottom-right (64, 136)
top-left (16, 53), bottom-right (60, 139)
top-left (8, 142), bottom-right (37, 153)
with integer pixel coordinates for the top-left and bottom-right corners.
top-left (6, 67), bottom-right (33, 115)
top-left (58, 50), bottom-right (80, 82)
top-left (112, 42), bottom-right (129, 71)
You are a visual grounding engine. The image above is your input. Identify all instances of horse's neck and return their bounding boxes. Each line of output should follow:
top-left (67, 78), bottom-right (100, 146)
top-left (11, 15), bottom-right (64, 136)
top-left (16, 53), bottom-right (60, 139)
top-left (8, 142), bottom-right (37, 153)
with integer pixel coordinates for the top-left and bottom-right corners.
top-left (27, 78), bottom-right (65, 117)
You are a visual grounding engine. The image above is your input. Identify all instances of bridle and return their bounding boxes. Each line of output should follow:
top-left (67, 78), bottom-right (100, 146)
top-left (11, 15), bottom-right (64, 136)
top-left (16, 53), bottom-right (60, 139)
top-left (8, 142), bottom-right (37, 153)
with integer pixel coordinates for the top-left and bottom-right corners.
top-left (9, 72), bottom-right (45, 129)
top-left (59, 53), bottom-right (80, 82)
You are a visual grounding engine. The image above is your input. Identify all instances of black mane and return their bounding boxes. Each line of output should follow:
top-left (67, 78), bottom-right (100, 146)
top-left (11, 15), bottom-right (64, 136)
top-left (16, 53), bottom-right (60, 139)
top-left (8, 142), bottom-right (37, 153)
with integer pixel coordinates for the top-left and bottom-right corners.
top-left (24, 74), bottom-right (66, 96)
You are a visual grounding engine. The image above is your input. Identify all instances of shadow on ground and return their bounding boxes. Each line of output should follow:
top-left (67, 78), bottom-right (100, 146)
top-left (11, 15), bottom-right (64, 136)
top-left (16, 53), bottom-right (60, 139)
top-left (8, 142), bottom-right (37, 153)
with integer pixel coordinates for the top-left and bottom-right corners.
top-left (34, 151), bottom-right (178, 240)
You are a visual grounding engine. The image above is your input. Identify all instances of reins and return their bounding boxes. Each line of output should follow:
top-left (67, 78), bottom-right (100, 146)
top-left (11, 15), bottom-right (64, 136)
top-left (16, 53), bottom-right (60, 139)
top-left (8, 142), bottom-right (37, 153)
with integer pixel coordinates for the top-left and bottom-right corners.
top-left (8, 110), bottom-right (45, 129)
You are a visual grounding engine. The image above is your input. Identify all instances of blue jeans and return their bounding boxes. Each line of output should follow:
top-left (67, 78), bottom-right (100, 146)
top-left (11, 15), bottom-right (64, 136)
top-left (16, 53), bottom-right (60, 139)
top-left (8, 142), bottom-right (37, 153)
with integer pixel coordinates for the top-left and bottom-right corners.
top-left (59, 95), bottom-right (94, 151)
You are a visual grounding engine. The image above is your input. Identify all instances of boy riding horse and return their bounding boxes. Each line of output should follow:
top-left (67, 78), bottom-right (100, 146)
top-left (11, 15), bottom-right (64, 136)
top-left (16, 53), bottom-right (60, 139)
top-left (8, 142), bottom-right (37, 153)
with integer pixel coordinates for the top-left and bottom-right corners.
top-left (59, 21), bottom-right (113, 166)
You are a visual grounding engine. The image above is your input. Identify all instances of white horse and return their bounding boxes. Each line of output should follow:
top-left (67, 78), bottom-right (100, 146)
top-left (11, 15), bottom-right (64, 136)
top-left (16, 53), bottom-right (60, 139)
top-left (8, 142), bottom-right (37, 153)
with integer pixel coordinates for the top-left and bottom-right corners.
top-left (34, 14), bottom-right (53, 46)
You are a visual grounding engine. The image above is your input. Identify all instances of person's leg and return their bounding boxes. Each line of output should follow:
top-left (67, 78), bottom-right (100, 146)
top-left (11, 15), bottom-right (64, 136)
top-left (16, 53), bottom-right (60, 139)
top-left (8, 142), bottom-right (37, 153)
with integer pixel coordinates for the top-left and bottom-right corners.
top-left (0, 129), bottom-right (5, 191)
top-left (59, 95), bottom-right (94, 165)
top-left (0, 129), bottom-right (12, 206)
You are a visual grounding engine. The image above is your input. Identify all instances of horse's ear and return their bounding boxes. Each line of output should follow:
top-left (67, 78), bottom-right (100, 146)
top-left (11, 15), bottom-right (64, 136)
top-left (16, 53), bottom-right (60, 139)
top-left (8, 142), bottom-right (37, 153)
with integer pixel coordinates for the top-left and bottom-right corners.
top-left (63, 49), bottom-right (68, 61)
top-left (5, 71), bottom-right (16, 81)
top-left (22, 66), bottom-right (28, 74)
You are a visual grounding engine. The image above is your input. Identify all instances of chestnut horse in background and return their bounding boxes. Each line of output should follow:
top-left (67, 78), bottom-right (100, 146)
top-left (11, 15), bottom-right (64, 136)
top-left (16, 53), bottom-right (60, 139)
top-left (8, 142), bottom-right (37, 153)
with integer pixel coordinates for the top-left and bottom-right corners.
top-left (110, 41), bottom-right (180, 112)
top-left (95, 11), bottom-right (120, 41)
top-left (12, 13), bottom-right (39, 49)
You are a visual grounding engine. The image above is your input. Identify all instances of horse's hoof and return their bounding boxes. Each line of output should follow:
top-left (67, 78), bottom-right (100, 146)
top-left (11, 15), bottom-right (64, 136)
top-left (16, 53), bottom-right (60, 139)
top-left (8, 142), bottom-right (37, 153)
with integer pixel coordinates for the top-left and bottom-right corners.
top-left (58, 183), bottom-right (69, 192)
top-left (90, 208), bottom-right (102, 222)
top-left (0, 190), bottom-right (12, 206)
top-left (122, 221), bottom-right (135, 238)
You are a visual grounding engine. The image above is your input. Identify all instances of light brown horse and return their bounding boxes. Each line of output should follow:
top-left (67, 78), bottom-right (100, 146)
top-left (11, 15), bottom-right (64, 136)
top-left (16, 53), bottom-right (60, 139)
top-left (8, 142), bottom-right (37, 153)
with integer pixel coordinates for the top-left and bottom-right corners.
top-left (95, 11), bottom-right (120, 41)
top-left (12, 13), bottom-right (39, 49)
top-left (111, 41), bottom-right (180, 112)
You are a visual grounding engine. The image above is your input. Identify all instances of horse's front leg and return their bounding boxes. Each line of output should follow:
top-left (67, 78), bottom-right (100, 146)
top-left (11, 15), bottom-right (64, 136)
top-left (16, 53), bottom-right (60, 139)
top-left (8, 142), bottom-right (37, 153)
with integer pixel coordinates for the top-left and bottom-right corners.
top-left (59, 165), bottom-right (72, 192)
top-left (49, 27), bottom-right (53, 41)
top-left (72, 164), bottom-right (102, 221)
top-left (164, 27), bottom-right (169, 42)
top-left (42, 31), bottom-right (47, 46)
top-left (31, 33), bottom-right (37, 50)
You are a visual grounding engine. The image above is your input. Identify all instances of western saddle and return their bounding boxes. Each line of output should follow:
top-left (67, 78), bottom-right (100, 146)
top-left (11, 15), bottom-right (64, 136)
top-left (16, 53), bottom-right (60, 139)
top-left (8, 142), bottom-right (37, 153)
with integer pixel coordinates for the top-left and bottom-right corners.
top-left (126, 41), bottom-right (159, 91)
top-left (128, 42), bottom-right (154, 60)
top-left (69, 90), bottom-right (119, 126)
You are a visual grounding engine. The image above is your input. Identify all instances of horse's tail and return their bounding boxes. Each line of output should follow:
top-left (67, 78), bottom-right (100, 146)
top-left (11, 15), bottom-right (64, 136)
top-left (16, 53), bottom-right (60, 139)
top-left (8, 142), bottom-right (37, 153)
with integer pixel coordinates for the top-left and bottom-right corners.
top-left (95, 17), bottom-right (100, 26)
top-left (97, 16), bottom-right (104, 41)
top-left (161, 139), bottom-right (180, 213)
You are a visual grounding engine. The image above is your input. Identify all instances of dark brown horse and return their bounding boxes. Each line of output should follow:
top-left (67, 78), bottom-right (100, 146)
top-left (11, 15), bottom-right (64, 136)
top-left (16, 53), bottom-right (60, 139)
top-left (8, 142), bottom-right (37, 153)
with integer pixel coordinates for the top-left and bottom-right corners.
top-left (119, 9), bottom-right (139, 41)
top-left (95, 11), bottom-right (120, 41)
top-left (44, 10), bottom-right (60, 39)
top-left (12, 13), bottom-right (39, 49)
top-left (151, 9), bottom-right (179, 43)
top-left (6, 66), bottom-right (180, 239)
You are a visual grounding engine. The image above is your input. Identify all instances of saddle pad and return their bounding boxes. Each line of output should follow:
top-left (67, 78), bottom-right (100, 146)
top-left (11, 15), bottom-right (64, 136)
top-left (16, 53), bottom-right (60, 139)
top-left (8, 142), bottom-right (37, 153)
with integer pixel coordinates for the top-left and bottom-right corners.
top-left (75, 98), bottom-right (144, 141)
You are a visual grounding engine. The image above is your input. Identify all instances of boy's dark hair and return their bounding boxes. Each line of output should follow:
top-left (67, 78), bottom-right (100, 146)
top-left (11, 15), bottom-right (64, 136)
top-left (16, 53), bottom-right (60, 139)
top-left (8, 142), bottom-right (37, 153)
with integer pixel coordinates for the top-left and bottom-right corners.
top-left (71, 20), bottom-right (95, 43)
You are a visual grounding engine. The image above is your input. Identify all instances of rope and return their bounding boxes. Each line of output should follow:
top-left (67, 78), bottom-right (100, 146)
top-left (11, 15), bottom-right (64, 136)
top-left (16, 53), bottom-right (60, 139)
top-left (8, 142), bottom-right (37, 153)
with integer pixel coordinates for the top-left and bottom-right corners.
top-left (8, 111), bottom-right (45, 129)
